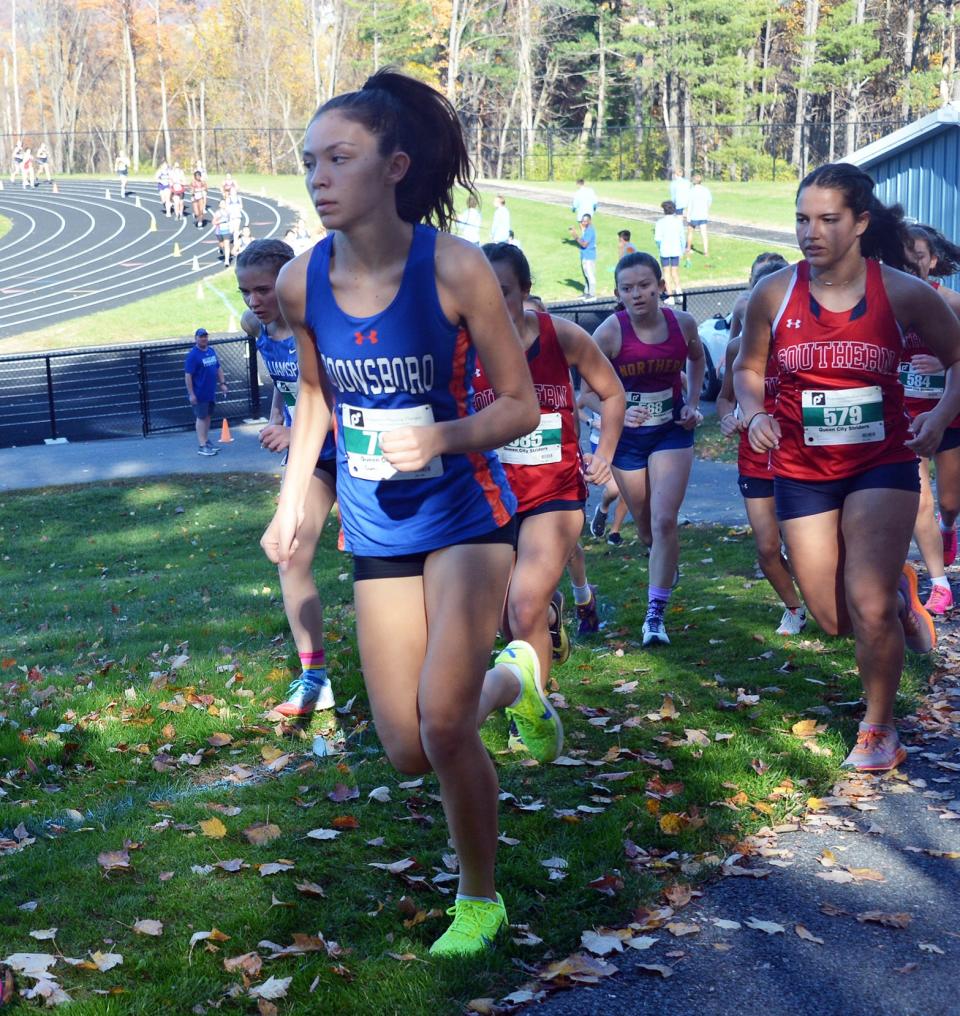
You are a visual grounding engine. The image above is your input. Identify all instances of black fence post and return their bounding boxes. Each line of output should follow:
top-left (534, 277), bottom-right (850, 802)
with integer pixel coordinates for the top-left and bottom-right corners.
top-left (45, 356), bottom-right (58, 441)
top-left (247, 335), bottom-right (261, 419)
top-left (138, 347), bottom-right (149, 436)
top-left (547, 129), bottom-right (554, 181)
top-left (618, 128), bottom-right (623, 180)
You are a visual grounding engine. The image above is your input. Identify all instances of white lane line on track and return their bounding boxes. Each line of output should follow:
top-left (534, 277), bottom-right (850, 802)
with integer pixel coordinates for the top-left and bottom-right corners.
top-left (0, 189), bottom-right (284, 328)
top-left (0, 199), bottom-right (126, 282)
top-left (0, 206), bottom-right (40, 253)
top-left (0, 203), bottom-right (67, 265)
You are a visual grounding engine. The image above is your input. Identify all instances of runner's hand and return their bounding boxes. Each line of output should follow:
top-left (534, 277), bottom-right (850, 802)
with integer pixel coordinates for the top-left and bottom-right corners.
top-left (747, 412), bottom-right (780, 453)
top-left (261, 501), bottom-right (303, 565)
top-left (380, 426), bottom-right (440, 472)
top-left (259, 423), bottom-right (291, 453)
top-left (905, 411), bottom-right (945, 458)
top-left (909, 354), bottom-right (944, 375)
top-left (624, 405), bottom-right (650, 428)
top-left (583, 452), bottom-right (611, 486)
top-left (678, 405), bottom-right (702, 431)
top-left (719, 412), bottom-right (740, 437)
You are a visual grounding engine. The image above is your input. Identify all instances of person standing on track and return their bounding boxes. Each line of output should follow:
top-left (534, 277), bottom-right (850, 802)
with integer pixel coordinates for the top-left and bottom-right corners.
top-left (899, 223), bottom-right (960, 613)
top-left (716, 252), bottom-right (806, 636)
top-left (262, 69), bottom-right (540, 958)
top-left (170, 162), bottom-right (186, 219)
top-left (20, 148), bottom-right (34, 189)
top-left (472, 243), bottom-right (624, 762)
top-left (586, 251), bottom-right (706, 647)
top-left (184, 327), bottom-right (228, 456)
top-left (213, 200), bottom-right (235, 266)
top-left (115, 152), bottom-right (131, 198)
top-left (238, 239), bottom-right (339, 717)
top-left (10, 140), bottom-right (23, 184)
top-left (734, 163), bottom-right (960, 772)
top-left (35, 143), bottom-right (51, 185)
top-left (156, 160), bottom-right (172, 217)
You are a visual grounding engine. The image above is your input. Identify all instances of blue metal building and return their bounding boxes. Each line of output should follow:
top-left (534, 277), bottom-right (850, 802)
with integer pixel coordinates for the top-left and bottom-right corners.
top-left (851, 103), bottom-right (960, 289)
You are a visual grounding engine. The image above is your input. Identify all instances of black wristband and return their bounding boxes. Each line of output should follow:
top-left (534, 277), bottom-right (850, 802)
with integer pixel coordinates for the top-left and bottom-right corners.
top-left (746, 411), bottom-right (769, 430)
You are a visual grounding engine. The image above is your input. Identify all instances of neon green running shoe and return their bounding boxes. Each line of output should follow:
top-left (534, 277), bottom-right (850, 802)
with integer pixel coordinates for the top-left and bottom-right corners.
top-left (429, 893), bottom-right (508, 957)
top-left (501, 640), bottom-right (564, 763)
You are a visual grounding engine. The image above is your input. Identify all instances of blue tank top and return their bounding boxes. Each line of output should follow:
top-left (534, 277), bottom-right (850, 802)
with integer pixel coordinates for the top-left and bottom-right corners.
top-left (304, 224), bottom-right (516, 556)
top-left (256, 323), bottom-right (335, 458)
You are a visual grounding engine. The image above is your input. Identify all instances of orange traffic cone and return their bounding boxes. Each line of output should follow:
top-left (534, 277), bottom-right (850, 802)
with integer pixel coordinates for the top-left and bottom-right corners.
top-left (218, 418), bottom-right (234, 443)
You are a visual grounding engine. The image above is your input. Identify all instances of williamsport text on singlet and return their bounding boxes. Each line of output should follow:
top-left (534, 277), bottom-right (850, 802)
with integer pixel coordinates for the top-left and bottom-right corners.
top-left (320, 352), bottom-right (435, 396)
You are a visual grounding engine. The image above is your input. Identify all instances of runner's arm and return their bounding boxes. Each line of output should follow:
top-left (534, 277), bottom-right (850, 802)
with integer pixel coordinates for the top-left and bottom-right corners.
top-left (733, 277), bottom-right (781, 452)
top-left (715, 337), bottom-right (742, 436)
top-left (677, 311), bottom-right (705, 428)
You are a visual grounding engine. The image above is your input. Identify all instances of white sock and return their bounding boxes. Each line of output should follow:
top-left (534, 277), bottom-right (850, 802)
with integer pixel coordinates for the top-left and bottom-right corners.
top-left (572, 582), bottom-right (591, 606)
top-left (931, 575), bottom-right (951, 589)
top-left (456, 893), bottom-right (499, 904)
top-left (498, 661), bottom-right (523, 706)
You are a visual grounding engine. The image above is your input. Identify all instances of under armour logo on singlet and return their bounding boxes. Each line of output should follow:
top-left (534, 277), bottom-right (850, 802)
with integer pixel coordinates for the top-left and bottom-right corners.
top-left (785, 319), bottom-right (801, 329)
top-left (354, 329), bottom-right (379, 346)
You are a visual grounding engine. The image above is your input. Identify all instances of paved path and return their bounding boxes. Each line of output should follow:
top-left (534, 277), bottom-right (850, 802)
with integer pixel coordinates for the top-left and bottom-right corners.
top-left (478, 180), bottom-right (796, 250)
top-left (0, 179), bottom-right (295, 338)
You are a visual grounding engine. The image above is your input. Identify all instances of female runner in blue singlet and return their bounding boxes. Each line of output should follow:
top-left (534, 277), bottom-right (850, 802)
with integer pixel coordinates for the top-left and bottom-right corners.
top-left (261, 70), bottom-right (541, 958)
top-left (238, 239), bottom-right (338, 718)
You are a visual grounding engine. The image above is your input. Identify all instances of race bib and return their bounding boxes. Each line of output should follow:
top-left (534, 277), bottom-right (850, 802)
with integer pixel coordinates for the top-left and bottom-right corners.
top-left (629, 388), bottom-right (674, 427)
top-left (802, 387), bottom-right (884, 446)
top-left (499, 412), bottom-right (562, 465)
top-left (898, 362), bottom-right (945, 401)
top-left (275, 378), bottom-right (298, 409)
top-left (341, 404), bottom-right (442, 481)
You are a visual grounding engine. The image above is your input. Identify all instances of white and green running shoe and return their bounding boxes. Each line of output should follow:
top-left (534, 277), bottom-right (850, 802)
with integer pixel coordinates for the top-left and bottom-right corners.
top-left (500, 640), bottom-right (563, 763)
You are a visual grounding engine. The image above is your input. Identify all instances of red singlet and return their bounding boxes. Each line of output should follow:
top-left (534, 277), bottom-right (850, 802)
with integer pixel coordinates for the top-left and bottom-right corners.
top-left (899, 281), bottom-right (960, 431)
top-left (738, 364), bottom-right (776, 479)
top-left (474, 312), bottom-right (585, 514)
top-left (770, 259), bottom-right (914, 482)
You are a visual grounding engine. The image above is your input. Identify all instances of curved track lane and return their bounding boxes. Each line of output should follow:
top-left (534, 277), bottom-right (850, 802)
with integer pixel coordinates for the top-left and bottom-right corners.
top-left (0, 178), bottom-right (297, 338)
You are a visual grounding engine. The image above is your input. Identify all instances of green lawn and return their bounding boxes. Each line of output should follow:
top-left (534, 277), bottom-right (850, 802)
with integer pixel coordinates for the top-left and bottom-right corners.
top-left (2, 177), bottom-right (778, 351)
top-left (0, 476), bottom-right (923, 1013)
top-left (0, 213), bottom-right (11, 242)
top-left (520, 180), bottom-right (799, 233)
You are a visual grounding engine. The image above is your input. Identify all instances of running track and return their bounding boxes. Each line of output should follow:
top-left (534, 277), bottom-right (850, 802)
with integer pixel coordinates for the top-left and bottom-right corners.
top-left (0, 178), bottom-right (297, 338)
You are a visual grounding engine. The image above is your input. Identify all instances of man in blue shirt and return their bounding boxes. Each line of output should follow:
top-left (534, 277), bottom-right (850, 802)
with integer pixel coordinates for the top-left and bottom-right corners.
top-left (184, 327), bottom-right (227, 455)
top-left (569, 213), bottom-right (597, 299)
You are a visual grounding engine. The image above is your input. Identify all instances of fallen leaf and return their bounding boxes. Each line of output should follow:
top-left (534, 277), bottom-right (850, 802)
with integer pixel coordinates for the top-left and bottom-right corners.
top-left (581, 930), bottom-right (625, 956)
top-left (307, 828), bottom-right (340, 841)
top-left (87, 951), bottom-right (123, 972)
top-left (659, 813), bottom-right (688, 836)
top-left (540, 952), bottom-right (619, 981)
top-left (895, 962), bottom-right (919, 974)
top-left (328, 783), bottom-right (360, 803)
top-left (215, 858), bottom-right (246, 873)
top-left (133, 920), bottom-right (164, 937)
top-left (792, 719), bottom-right (826, 738)
top-left (189, 929), bottom-right (230, 956)
top-left (368, 786), bottom-right (391, 803)
top-left (847, 867), bottom-right (885, 882)
top-left (295, 880), bottom-right (326, 898)
top-left (199, 818), bottom-right (227, 840)
top-left (207, 733), bottom-right (233, 747)
top-left (249, 975), bottom-right (292, 1000)
top-left (626, 936), bottom-right (659, 950)
top-left (794, 924), bottom-right (824, 944)
top-left (663, 884), bottom-right (692, 909)
top-left (918, 943), bottom-right (945, 955)
top-left (856, 911), bottom-right (912, 929)
top-left (243, 823), bottom-right (282, 847)
top-left (368, 857), bottom-right (417, 875)
top-left (97, 849), bottom-right (131, 874)
top-left (224, 952), bottom-right (263, 977)
top-left (636, 963), bottom-right (673, 978)
top-left (332, 815), bottom-right (360, 830)
top-left (712, 918), bottom-right (741, 931)
top-left (816, 870), bottom-right (855, 884)
top-left (257, 861), bottom-right (295, 877)
top-left (744, 917), bottom-right (785, 935)
top-left (28, 929), bottom-right (57, 941)
top-left (665, 922), bottom-right (700, 937)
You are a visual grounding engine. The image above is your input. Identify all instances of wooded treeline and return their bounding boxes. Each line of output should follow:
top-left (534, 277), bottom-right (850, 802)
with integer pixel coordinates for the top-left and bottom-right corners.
top-left (2, 0), bottom-right (957, 181)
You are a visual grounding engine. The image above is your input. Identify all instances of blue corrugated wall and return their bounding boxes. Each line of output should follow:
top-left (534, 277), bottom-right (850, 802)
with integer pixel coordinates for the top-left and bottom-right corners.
top-left (867, 125), bottom-right (960, 291)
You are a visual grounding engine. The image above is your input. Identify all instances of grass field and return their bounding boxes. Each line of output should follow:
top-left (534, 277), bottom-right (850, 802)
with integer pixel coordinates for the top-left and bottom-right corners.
top-left (523, 180), bottom-right (799, 233)
top-left (0, 213), bottom-right (11, 242)
top-left (3, 174), bottom-right (775, 351)
top-left (0, 475), bottom-right (925, 1013)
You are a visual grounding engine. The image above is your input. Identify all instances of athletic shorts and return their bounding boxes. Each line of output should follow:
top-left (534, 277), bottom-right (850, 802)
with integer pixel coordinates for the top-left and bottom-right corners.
top-left (515, 499), bottom-right (584, 540)
top-left (157, 182), bottom-right (169, 192)
top-left (661, 256), bottom-right (680, 267)
top-left (192, 400), bottom-right (215, 419)
top-left (353, 518), bottom-right (517, 581)
top-left (774, 459), bottom-right (920, 522)
top-left (738, 474), bottom-right (774, 500)
top-left (613, 421), bottom-right (694, 472)
top-left (690, 219), bottom-right (708, 227)
top-left (938, 427), bottom-right (960, 454)
top-left (217, 232), bottom-right (234, 242)
top-left (118, 169), bottom-right (128, 176)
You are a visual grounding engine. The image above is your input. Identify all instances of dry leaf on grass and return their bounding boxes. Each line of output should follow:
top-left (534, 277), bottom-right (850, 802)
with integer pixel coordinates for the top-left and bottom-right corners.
top-left (744, 918), bottom-right (785, 935)
top-left (223, 952), bottom-right (263, 977)
top-left (243, 823), bottom-right (281, 847)
top-left (133, 919), bottom-right (163, 937)
top-left (97, 849), bottom-right (131, 874)
top-left (249, 975), bottom-right (292, 1000)
top-left (637, 963), bottom-right (673, 978)
top-left (199, 818), bottom-right (227, 839)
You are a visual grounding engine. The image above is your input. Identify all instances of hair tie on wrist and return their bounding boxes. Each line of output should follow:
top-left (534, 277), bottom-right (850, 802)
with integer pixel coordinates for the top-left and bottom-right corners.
top-left (746, 411), bottom-right (768, 429)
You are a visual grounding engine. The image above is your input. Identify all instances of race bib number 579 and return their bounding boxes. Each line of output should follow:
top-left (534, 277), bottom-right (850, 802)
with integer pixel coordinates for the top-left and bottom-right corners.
top-left (801, 387), bottom-right (884, 446)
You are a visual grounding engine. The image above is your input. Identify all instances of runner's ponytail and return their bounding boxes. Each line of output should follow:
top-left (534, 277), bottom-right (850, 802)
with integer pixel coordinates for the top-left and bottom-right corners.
top-left (313, 69), bottom-right (476, 232)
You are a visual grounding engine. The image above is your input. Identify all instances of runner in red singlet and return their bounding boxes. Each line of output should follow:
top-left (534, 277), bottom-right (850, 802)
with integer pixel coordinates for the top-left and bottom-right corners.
top-left (716, 252), bottom-right (805, 636)
top-left (474, 244), bottom-right (624, 743)
top-left (734, 163), bottom-right (960, 772)
top-left (900, 224), bottom-right (960, 613)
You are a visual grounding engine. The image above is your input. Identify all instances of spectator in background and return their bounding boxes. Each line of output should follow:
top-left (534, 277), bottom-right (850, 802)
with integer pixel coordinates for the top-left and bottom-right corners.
top-left (456, 194), bottom-right (482, 244)
top-left (572, 177), bottom-right (598, 220)
top-left (654, 200), bottom-right (686, 303)
top-left (491, 193), bottom-right (511, 242)
top-left (569, 213), bottom-right (597, 300)
top-left (184, 327), bottom-right (227, 456)
top-left (686, 174), bottom-right (713, 257)
top-left (618, 229), bottom-right (638, 258)
top-left (669, 168), bottom-right (690, 219)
